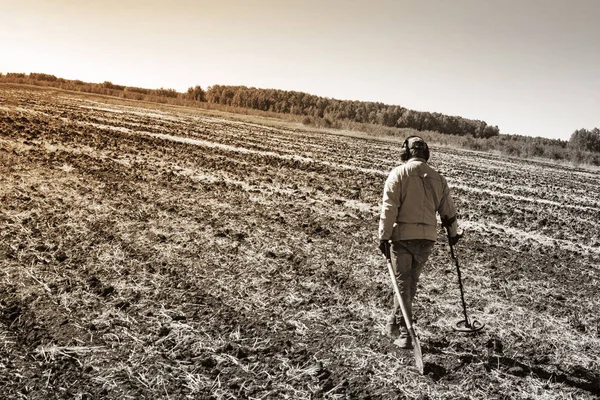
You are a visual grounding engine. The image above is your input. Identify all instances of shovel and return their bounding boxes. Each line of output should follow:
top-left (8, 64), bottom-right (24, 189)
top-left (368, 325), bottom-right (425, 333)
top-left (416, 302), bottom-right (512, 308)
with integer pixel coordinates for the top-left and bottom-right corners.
top-left (384, 243), bottom-right (424, 374)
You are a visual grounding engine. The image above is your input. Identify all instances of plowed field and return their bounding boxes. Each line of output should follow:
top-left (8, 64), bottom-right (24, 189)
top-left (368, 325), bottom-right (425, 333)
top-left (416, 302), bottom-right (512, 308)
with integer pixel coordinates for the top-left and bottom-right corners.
top-left (1, 85), bottom-right (599, 399)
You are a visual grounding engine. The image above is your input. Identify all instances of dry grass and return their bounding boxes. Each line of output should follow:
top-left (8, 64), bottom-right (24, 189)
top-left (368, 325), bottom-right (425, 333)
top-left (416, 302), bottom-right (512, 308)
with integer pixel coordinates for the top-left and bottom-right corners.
top-left (0, 86), bottom-right (599, 399)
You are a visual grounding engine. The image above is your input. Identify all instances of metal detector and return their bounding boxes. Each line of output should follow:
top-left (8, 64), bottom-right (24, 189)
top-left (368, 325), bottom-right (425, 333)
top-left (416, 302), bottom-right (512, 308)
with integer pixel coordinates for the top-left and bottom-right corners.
top-left (444, 226), bottom-right (485, 333)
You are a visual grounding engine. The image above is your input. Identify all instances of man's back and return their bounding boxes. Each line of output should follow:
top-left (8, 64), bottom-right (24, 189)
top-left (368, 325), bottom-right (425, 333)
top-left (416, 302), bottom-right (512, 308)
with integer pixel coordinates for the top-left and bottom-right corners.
top-left (379, 158), bottom-right (456, 242)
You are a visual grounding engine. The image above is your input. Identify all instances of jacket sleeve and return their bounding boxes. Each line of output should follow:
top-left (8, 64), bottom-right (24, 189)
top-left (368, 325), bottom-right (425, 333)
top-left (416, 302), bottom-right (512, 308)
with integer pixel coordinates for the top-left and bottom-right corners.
top-left (438, 176), bottom-right (458, 237)
top-left (379, 170), bottom-right (401, 240)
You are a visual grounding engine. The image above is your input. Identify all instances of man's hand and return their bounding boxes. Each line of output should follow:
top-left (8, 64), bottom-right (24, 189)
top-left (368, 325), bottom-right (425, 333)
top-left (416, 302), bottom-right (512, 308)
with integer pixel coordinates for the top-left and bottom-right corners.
top-left (379, 240), bottom-right (390, 258)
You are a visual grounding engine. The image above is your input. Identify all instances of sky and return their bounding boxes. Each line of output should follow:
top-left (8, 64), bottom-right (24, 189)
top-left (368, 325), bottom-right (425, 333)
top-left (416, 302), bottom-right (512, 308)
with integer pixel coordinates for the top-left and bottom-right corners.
top-left (1, 0), bottom-right (598, 140)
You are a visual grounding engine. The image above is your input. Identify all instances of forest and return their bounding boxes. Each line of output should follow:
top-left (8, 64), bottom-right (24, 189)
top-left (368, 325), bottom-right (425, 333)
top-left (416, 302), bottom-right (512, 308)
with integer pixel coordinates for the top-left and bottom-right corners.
top-left (202, 85), bottom-right (501, 138)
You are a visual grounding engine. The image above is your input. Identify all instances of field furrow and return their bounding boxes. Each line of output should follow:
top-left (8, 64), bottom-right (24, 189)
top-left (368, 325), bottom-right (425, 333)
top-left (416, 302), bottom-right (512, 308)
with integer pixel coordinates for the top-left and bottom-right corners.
top-left (1, 86), bottom-right (599, 399)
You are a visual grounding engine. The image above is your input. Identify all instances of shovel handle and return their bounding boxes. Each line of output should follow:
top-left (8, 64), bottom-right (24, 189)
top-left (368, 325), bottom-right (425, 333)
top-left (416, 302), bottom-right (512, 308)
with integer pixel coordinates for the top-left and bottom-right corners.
top-left (385, 252), bottom-right (424, 374)
top-left (386, 258), bottom-right (413, 331)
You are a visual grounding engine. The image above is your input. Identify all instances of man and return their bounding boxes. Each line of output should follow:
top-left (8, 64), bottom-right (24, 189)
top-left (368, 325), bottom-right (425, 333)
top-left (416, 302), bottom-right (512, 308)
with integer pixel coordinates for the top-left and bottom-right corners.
top-left (378, 136), bottom-right (459, 348)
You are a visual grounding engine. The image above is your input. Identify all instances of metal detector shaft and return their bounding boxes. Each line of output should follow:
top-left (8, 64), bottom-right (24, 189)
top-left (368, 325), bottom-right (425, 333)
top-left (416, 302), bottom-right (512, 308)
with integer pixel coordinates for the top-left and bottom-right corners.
top-left (444, 227), bottom-right (485, 333)
top-left (448, 240), bottom-right (470, 325)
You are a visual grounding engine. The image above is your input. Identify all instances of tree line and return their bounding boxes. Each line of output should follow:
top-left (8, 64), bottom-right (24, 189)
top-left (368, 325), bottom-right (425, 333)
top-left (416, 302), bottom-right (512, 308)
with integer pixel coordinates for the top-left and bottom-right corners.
top-left (203, 85), bottom-right (501, 138)
top-left (0, 72), bottom-right (499, 138)
top-left (1, 72), bottom-right (598, 165)
top-left (1, 72), bottom-right (183, 101)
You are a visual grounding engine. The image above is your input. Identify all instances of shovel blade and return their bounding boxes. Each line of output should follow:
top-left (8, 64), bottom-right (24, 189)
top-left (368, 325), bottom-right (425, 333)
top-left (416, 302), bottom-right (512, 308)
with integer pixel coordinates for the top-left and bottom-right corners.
top-left (387, 259), bottom-right (425, 374)
top-left (408, 326), bottom-right (424, 373)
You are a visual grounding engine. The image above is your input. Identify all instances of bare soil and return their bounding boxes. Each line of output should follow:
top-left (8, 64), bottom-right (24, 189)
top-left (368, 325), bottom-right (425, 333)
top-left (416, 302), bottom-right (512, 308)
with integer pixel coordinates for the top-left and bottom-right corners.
top-left (1, 85), bottom-right (599, 399)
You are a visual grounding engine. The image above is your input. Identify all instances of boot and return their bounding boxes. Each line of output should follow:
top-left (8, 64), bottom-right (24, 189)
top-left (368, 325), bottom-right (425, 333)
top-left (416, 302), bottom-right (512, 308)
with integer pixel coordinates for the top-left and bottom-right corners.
top-left (394, 327), bottom-right (413, 349)
top-left (385, 318), bottom-right (400, 338)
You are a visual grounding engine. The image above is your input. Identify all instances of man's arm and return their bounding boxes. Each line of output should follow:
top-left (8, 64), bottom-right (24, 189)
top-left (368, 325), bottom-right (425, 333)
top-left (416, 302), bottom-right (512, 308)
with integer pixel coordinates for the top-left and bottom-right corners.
top-left (438, 176), bottom-right (458, 238)
top-left (379, 169), bottom-right (402, 241)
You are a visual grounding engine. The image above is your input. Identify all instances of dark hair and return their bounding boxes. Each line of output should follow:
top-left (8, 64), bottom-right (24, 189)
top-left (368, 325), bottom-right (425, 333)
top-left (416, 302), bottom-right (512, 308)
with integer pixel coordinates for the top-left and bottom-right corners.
top-left (400, 136), bottom-right (430, 161)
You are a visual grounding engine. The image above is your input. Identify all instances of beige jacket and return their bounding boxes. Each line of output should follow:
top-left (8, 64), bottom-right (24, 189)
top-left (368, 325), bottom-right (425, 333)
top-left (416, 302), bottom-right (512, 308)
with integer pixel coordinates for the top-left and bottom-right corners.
top-left (379, 158), bottom-right (458, 242)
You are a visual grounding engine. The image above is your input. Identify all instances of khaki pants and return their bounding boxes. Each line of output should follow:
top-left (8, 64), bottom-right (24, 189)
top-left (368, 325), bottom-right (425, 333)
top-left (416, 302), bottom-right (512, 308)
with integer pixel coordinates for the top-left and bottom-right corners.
top-left (389, 239), bottom-right (435, 327)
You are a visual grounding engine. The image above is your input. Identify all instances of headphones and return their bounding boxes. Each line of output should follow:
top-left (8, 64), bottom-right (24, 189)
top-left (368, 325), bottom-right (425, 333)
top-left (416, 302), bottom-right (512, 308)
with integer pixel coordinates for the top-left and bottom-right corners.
top-left (400, 136), bottom-right (430, 162)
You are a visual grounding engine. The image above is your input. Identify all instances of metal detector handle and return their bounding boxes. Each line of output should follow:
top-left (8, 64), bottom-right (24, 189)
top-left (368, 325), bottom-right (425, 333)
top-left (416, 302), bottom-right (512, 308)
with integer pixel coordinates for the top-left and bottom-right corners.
top-left (443, 223), bottom-right (463, 259)
top-left (441, 216), bottom-right (459, 258)
top-left (445, 227), bottom-right (457, 259)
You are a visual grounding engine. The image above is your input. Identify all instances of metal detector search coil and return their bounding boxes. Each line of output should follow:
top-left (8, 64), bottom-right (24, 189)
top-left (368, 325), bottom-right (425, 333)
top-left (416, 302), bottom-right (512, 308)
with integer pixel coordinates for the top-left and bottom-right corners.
top-left (454, 318), bottom-right (485, 333)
